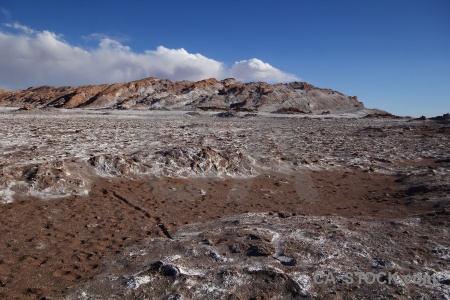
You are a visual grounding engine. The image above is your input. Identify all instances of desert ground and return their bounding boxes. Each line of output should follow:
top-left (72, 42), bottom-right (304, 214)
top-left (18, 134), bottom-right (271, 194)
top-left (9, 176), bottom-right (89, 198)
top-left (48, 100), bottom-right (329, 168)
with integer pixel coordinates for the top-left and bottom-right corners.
top-left (0, 108), bottom-right (449, 299)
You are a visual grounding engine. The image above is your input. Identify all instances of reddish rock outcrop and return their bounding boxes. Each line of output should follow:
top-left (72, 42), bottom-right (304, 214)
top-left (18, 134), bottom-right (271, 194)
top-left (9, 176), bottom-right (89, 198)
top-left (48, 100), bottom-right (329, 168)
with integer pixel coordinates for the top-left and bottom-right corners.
top-left (0, 77), bottom-right (364, 113)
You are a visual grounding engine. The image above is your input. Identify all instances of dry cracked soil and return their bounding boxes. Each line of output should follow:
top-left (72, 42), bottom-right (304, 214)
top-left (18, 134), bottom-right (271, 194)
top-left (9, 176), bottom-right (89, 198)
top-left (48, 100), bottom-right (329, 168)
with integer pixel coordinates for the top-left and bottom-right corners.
top-left (0, 108), bottom-right (449, 299)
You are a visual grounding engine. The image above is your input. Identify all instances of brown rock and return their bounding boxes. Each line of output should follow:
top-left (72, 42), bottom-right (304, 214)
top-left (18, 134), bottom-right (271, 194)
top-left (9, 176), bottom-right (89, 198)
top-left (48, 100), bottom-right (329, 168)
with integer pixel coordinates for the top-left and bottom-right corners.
top-left (0, 77), bottom-right (365, 113)
top-left (19, 103), bottom-right (35, 110)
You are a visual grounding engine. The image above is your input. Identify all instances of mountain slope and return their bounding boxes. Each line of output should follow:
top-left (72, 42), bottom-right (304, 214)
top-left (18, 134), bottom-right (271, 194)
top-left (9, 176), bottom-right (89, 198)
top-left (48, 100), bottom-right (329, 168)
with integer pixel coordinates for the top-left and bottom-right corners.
top-left (0, 77), bottom-right (363, 113)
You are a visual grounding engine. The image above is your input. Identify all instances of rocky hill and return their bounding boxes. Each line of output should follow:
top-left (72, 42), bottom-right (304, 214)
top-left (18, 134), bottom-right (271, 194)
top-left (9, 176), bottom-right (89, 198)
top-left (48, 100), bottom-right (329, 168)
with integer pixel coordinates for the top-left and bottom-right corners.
top-left (0, 77), bottom-right (363, 113)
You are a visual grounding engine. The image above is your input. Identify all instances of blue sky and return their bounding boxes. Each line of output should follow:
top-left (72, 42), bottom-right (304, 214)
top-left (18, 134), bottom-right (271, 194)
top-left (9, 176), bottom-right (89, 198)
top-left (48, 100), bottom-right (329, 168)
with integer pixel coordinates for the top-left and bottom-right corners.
top-left (0, 0), bottom-right (449, 117)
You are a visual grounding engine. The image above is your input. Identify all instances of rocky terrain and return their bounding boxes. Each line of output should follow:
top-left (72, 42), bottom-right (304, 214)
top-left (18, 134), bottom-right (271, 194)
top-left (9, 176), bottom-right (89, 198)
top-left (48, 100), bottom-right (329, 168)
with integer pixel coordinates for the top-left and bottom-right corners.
top-left (0, 107), bottom-right (449, 299)
top-left (0, 77), bottom-right (363, 113)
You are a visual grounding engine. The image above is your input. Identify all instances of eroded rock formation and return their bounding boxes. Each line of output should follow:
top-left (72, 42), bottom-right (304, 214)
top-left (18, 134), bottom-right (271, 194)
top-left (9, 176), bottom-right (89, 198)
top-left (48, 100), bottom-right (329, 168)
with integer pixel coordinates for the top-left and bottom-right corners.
top-left (0, 77), bottom-right (363, 113)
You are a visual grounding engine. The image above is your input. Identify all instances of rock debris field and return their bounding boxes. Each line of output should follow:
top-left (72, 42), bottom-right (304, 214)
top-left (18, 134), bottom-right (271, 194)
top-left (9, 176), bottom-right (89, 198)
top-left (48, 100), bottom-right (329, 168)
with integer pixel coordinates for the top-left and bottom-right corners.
top-left (0, 108), bottom-right (449, 299)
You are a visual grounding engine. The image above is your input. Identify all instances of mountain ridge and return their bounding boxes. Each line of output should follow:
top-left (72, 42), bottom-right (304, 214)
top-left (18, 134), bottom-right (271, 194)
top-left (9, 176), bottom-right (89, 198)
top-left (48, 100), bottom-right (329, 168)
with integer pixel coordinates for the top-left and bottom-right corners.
top-left (0, 77), bottom-right (364, 113)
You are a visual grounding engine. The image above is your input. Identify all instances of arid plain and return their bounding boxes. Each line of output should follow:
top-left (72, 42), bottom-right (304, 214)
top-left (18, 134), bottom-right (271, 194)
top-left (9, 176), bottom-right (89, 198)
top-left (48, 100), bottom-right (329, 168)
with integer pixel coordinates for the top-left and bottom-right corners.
top-left (0, 108), bottom-right (449, 299)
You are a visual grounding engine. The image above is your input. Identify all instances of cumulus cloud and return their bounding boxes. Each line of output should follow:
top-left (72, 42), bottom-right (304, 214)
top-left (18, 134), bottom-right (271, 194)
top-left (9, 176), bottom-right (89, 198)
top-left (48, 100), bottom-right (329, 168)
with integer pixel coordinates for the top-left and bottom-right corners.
top-left (231, 58), bottom-right (299, 83)
top-left (0, 23), bottom-right (299, 90)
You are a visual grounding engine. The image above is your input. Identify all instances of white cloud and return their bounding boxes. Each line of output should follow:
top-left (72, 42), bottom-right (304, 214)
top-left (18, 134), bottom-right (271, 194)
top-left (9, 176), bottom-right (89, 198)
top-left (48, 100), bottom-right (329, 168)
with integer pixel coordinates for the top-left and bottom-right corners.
top-left (231, 58), bottom-right (299, 82)
top-left (0, 23), bottom-right (299, 90)
top-left (3, 22), bottom-right (36, 34)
